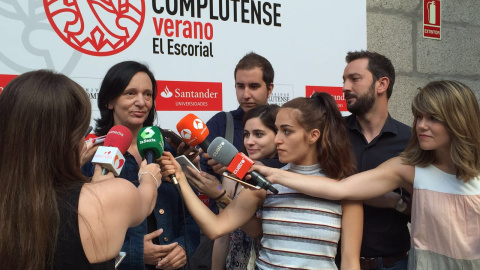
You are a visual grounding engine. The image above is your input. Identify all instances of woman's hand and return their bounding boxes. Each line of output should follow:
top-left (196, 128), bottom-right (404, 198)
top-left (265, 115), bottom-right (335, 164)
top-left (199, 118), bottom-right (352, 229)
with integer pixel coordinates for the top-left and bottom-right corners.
top-left (174, 140), bottom-right (201, 164)
top-left (202, 152), bottom-right (228, 175)
top-left (80, 140), bottom-right (100, 166)
top-left (184, 168), bottom-right (223, 199)
top-left (250, 164), bottom-right (278, 184)
top-left (139, 159), bottom-right (162, 189)
top-left (91, 164), bottom-right (114, 182)
top-left (159, 151), bottom-right (184, 184)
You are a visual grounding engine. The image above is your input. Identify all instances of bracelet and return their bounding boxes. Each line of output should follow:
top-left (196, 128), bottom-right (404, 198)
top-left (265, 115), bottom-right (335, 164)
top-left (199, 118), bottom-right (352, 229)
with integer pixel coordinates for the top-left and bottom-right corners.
top-left (138, 171), bottom-right (160, 189)
top-left (213, 190), bottom-right (226, 201)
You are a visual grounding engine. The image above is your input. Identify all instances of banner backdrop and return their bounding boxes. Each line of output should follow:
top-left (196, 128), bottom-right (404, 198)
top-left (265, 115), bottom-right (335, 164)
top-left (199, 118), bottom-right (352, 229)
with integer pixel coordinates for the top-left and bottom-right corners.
top-left (0, 1), bottom-right (366, 130)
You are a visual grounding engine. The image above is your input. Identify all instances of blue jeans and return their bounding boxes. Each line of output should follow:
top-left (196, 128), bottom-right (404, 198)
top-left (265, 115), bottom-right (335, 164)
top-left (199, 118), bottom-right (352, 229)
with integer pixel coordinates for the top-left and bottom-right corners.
top-left (369, 256), bottom-right (408, 270)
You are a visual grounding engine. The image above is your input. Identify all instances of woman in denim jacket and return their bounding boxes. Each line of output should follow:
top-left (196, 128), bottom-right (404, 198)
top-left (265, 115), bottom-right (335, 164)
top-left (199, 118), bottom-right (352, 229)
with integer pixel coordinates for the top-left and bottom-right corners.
top-left (82, 61), bottom-right (199, 269)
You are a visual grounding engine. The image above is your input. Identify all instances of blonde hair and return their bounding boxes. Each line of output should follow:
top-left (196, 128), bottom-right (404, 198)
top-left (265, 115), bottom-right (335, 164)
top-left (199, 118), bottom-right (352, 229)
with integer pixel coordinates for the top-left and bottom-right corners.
top-left (401, 80), bottom-right (480, 181)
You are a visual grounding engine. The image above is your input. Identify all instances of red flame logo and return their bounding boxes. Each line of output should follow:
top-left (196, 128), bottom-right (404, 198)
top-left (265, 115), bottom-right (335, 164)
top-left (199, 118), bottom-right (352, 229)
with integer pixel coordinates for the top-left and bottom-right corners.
top-left (44, 0), bottom-right (145, 56)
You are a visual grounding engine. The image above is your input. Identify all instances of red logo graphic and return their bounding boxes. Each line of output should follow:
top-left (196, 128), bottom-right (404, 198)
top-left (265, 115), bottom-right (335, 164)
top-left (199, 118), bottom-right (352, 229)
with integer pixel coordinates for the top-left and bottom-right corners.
top-left (306, 86), bottom-right (347, 112)
top-left (156, 80), bottom-right (222, 111)
top-left (114, 155), bottom-right (125, 169)
top-left (0, 74), bottom-right (18, 95)
top-left (44, 0), bottom-right (146, 56)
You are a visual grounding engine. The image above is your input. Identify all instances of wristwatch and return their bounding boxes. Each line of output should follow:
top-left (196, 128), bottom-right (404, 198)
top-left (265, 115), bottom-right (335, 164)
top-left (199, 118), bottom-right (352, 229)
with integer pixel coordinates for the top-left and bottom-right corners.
top-left (216, 194), bottom-right (232, 209)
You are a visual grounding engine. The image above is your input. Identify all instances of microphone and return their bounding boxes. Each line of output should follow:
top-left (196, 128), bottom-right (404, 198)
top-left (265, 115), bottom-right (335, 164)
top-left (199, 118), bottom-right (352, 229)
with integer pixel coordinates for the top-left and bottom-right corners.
top-left (137, 126), bottom-right (179, 186)
top-left (92, 125), bottom-right (133, 176)
top-left (176, 113), bottom-right (210, 152)
top-left (207, 137), bottom-right (279, 194)
top-left (85, 135), bottom-right (106, 145)
top-left (137, 126), bottom-right (164, 164)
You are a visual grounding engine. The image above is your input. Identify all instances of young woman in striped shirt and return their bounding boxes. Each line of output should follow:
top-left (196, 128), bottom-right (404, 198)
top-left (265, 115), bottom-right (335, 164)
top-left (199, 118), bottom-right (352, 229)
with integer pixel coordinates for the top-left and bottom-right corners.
top-left (161, 92), bottom-right (363, 270)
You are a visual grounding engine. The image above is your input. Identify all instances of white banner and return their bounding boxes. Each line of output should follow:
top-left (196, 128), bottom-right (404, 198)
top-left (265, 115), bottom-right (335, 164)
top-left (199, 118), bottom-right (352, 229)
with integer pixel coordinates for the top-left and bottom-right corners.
top-left (0, 0), bottom-right (366, 130)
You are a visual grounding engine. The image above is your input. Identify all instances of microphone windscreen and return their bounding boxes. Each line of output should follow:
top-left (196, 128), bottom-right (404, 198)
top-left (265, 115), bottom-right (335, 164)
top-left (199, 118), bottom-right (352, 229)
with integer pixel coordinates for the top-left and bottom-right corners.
top-left (176, 113), bottom-right (209, 147)
top-left (104, 125), bottom-right (133, 154)
top-left (207, 137), bottom-right (238, 166)
top-left (137, 126), bottom-right (164, 159)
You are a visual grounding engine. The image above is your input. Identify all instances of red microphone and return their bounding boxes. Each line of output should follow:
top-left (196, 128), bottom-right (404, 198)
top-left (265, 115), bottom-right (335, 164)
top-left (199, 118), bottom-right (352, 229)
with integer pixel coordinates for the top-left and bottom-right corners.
top-left (176, 113), bottom-right (210, 152)
top-left (104, 125), bottom-right (132, 154)
top-left (207, 137), bottom-right (279, 194)
top-left (92, 125), bottom-right (132, 176)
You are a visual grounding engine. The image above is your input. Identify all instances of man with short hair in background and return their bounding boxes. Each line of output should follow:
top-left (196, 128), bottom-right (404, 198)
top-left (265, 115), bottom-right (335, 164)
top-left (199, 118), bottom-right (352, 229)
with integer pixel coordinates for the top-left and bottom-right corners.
top-left (340, 50), bottom-right (411, 270)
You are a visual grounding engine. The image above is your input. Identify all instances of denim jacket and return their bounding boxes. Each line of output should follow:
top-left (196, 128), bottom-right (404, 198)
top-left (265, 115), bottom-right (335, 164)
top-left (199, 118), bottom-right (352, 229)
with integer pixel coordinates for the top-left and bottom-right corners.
top-left (82, 152), bottom-right (200, 270)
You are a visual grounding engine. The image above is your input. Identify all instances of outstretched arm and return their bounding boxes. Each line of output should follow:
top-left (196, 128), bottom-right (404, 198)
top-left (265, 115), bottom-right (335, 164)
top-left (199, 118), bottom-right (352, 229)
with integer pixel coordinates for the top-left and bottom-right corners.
top-left (160, 151), bottom-right (265, 240)
top-left (340, 200), bottom-right (363, 270)
top-left (252, 157), bottom-right (414, 201)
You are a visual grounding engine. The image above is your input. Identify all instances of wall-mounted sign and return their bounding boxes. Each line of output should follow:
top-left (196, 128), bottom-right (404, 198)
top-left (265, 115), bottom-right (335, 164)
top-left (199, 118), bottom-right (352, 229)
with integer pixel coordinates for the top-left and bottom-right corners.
top-left (423, 0), bottom-right (441, 40)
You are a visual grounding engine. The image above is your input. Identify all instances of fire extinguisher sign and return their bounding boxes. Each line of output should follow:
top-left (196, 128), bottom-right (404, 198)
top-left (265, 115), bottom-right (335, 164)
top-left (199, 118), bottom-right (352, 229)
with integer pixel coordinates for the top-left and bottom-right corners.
top-left (423, 0), bottom-right (441, 40)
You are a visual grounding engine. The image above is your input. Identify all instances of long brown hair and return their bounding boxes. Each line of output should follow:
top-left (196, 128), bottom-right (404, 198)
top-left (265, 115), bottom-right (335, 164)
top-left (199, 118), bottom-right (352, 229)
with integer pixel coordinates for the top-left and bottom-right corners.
top-left (401, 80), bottom-right (480, 181)
top-left (282, 92), bottom-right (356, 179)
top-left (0, 70), bottom-right (91, 269)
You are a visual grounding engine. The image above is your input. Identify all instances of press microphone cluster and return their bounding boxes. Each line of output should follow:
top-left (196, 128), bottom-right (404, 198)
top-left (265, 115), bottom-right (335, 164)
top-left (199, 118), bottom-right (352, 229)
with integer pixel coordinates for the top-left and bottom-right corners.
top-left (176, 113), bottom-right (278, 194)
top-left (207, 137), bottom-right (279, 194)
top-left (92, 125), bottom-right (132, 176)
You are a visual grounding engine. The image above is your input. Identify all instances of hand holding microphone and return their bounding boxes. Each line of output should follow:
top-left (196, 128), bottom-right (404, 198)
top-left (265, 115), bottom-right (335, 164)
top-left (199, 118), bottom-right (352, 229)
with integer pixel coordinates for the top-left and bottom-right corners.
top-left (92, 125), bottom-right (133, 176)
top-left (158, 151), bottom-right (184, 185)
top-left (207, 137), bottom-right (279, 194)
top-left (138, 159), bottom-right (162, 189)
top-left (137, 126), bottom-right (180, 187)
top-left (137, 126), bottom-right (164, 164)
top-left (176, 113), bottom-right (227, 175)
top-left (176, 113), bottom-right (211, 152)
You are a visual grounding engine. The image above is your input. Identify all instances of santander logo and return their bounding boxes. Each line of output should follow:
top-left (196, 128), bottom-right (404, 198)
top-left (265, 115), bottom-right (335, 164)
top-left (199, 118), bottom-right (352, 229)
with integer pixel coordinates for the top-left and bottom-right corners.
top-left (43, 0), bottom-right (145, 56)
top-left (161, 86), bottom-right (173, 98)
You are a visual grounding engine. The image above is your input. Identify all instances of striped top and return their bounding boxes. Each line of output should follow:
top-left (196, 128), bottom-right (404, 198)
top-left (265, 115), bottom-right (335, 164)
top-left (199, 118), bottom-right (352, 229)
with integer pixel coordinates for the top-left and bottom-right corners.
top-left (256, 163), bottom-right (342, 270)
top-left (409, 165), bottom-right (480, 270)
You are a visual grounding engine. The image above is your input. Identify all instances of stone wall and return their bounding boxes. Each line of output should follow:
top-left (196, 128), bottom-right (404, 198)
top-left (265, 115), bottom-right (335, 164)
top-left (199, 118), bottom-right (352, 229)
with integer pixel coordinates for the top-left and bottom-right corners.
top-left (367, 0), bottom-right (480, 125)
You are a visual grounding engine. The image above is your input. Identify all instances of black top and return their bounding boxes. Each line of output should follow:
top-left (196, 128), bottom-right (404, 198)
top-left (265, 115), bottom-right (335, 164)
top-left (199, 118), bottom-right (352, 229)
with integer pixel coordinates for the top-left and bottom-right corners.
top-left (345, 114), bottom-right (412, 257)
top-left (54, 185), bottom-right (115, 270)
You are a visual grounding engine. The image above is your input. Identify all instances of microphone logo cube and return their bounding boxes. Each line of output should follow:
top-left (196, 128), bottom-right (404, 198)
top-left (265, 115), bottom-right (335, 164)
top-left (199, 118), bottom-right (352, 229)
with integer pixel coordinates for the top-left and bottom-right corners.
top-left (227, 152), bottom-right (253, 179)
top-left (92, 146), bottom-right (125, 176)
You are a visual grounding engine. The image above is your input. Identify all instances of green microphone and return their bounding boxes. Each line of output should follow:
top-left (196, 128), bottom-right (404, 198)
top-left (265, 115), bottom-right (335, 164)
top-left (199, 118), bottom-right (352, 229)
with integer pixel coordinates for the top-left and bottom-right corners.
top-left (137, 126), bottom-right (164, 248)
top-left (137, 126), bottom-right (164, 164)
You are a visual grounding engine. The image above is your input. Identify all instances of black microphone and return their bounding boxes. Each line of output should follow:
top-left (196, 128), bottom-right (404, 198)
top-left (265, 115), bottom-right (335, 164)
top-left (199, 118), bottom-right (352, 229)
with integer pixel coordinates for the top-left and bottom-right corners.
top-left (207, 137), bottom-right (278, 194)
